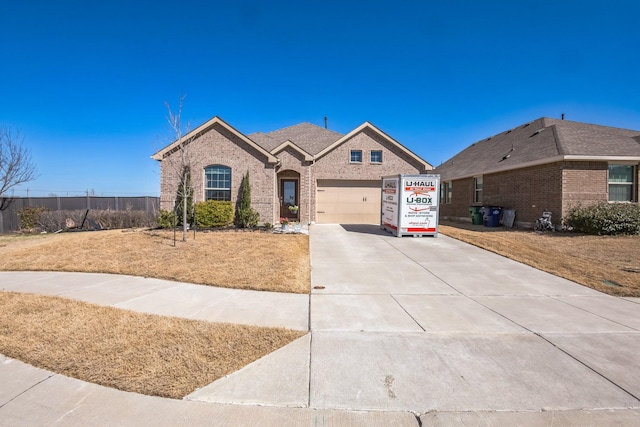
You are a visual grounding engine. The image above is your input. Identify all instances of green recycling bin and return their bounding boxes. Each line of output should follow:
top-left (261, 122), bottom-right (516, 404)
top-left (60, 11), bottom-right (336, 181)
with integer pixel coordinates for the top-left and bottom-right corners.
top-left (469, 206), bottom-right (483, 225)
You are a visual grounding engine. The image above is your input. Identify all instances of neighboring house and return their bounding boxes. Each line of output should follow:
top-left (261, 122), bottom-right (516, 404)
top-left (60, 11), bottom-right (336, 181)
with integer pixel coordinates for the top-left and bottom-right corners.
top-left (152, 117), bottom-right (432, 225)
top-left (434, 117), bottom-right (640, 227)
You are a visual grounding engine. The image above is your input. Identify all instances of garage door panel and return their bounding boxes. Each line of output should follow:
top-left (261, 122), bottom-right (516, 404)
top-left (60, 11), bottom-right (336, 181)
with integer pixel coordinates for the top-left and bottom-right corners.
top-left (317, 180), bottom-right (381, 224)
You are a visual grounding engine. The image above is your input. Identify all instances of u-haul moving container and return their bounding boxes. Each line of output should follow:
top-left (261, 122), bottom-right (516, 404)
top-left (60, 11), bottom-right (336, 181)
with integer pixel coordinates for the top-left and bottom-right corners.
top-left (381, 174), bottom-right (440, 237)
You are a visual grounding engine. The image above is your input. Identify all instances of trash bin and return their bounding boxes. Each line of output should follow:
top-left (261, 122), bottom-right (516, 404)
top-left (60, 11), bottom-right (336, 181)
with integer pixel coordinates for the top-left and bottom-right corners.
top-left (469, 206), bottom-right (483, 225)
top-left (483, 206), bottom-right (503, 227)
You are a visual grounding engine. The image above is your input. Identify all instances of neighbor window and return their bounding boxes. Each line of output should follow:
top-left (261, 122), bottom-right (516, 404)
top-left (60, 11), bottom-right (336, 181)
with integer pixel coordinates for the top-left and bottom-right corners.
top-left (204, 165), bottom-right (231, 201)
top-left (608, 164), bottom-right (636, 202)
top-left (441, 181), bottom-right (452, 204)
top-left (473, 176), bottom-right (483, 204)
top-left (370, 150), bottom-right (383, 163)
top-left (350, 150), bottom-right (362, 163)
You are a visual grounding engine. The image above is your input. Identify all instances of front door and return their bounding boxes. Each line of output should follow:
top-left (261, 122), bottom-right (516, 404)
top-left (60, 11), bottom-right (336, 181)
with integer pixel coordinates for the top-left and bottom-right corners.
top-left (280, 179), bottom-right (299, 219)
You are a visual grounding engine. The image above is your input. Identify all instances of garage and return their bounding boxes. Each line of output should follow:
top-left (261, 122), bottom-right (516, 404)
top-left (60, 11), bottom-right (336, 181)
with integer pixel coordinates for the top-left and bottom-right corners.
top-left (316, 179), bottom-right (382, 224)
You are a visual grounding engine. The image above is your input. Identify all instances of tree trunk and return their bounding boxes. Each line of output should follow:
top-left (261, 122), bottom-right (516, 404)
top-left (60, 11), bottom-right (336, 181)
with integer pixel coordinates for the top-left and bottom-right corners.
top-left (182, 180), bottom-right (188, 242)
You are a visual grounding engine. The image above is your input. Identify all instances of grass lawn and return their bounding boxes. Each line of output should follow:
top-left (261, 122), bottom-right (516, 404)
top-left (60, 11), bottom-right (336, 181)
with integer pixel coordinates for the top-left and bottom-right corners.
top-left (0, 228), bottom-right (309, 398)
top-left (0, 229), bottom-right (310, 294)
top-left (439, 222), bottom-right (640, 297)
top-left (0, 292), bottom-right (304, 399)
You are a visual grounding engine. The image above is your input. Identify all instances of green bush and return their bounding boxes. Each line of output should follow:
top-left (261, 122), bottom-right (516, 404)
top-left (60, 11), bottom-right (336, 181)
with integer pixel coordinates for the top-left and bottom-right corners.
top-left (565, 202), bottom-right (640, 235)
top-left (18, 206), bottom-right (48, 231)
top-left (235, 171), bottom-right (259, 228)
top-left (195, 201), bottom-right (234, 228)
top-left (157, 209), bottom-right (177, 229)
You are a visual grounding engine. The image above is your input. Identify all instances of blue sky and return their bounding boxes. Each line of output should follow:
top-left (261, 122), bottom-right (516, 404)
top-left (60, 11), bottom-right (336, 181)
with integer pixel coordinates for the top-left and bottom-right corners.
top-left (2, 0), bottom-right (639, 197)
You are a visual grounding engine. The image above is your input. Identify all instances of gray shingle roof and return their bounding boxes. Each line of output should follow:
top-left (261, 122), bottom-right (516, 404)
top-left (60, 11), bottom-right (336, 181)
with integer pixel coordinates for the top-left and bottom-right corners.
top-left (434, 117), bottom-right (640, 180)
top-left (248, 123), bottom-right (344, 155)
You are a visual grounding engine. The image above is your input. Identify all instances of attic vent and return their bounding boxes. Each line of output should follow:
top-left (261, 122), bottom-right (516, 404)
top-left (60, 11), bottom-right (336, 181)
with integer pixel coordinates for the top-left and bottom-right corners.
top-left (530, 128), bottom-right (546, 137)
top-left (505, 130), bottom-right (512, 134)
top-left (523, 123), bottom-right (530, 128)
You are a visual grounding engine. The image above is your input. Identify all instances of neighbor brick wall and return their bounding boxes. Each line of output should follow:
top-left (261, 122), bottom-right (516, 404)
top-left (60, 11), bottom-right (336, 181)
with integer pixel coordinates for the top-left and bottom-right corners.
top-left (440, 164), bottom-right (564, 225)
top-left (561, 161), bottom-right (608, 215)
top-left (159, 123), bottom-right (275, 223)
top-left (483, 163), bottom-right (564, 224)
top-left (440, 162), bottom-right (615, 227)
top-left (439, 177), bottom-right (474, 220)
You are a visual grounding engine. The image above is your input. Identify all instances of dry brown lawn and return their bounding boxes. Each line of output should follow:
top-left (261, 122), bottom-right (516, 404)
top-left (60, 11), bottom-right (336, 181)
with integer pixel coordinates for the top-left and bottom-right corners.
top-left (0, 229), bottom-right (310, 294)
top-left (439, 222), bottom-right (640, 297)
top-left (0, 292), bottom-right (304, 399)
top-left (0, 228), bottom-right (310, 398)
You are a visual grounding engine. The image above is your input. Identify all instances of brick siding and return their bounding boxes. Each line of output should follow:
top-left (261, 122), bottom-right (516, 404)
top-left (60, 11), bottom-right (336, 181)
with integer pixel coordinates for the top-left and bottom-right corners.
top-left (159, 123), bottom-right (275, 223)
top-left (159, 124), bottom-right (430, 225)
top-left (439, 161), bottom-right (614, 227)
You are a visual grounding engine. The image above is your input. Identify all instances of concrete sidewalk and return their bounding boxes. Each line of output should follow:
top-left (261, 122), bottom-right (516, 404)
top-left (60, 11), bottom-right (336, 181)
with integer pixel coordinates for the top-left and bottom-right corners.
top-left (1, 224), bottom-right (640, 426)
top-left (0, 271), bottom-right (308, 330)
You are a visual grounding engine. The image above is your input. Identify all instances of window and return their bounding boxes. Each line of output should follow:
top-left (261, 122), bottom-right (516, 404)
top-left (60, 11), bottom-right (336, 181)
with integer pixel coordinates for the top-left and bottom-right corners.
top-left (204, 165), bottom-right (231, 201)
top-left (608, 165), bottom-right (636, 202)
top-left (370, 150), bottom-right (383, 163)
top-left (440, 181), bottom-right (452, 204)
top-left (473, 176), bottom-right (483, 204)
top-left (350, 150), bottom-right (362, 163)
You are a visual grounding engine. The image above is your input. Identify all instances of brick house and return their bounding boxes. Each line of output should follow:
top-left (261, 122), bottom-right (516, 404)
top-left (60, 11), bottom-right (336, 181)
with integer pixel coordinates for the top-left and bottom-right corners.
top-left (434, 118), bottom-right (640, 227)
top-left (152, 116), bottom-right (432, 225)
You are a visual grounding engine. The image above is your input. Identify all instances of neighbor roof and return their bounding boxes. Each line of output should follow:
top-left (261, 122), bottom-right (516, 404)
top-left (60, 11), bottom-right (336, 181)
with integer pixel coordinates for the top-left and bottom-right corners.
top-left (434, 117), bottom-right (640, 180)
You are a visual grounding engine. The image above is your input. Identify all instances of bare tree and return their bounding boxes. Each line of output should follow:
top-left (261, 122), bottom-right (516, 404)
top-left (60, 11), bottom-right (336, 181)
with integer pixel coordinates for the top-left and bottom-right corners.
top-left (0, 126), bottom-right (37, 209)
top-left (165, 96), bottom-right (195, 242)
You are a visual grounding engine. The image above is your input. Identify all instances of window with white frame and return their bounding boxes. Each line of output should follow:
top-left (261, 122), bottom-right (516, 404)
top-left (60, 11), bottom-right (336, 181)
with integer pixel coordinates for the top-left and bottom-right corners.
top-left (608, 164), bottom-right (636, 202)
top-left (350, 150), bottom-right (362, 163)
top-left (440, 181), bottom-right (452, 204)
top-left (370, 150), bottom-right (382, 163)
top-left (204, 165), bottom-right (231, 201)
top-left (473, 176), bottom-right (483, 204)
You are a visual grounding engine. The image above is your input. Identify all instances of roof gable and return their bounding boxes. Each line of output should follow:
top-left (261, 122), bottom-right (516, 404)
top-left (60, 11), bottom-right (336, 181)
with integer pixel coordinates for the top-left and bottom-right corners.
top-left (151, 116), bottom-right (278, 163)
top-left (248, 123), bottom-right (343, 155)
top-left (270, 140), bottom-right (314, 161)
top-left (314, 121), bottom-right (432, 170)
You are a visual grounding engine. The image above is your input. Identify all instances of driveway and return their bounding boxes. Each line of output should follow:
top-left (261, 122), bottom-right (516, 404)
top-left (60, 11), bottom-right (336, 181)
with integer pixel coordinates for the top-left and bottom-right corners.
top-left (191, 224), bottom-right (640, 423)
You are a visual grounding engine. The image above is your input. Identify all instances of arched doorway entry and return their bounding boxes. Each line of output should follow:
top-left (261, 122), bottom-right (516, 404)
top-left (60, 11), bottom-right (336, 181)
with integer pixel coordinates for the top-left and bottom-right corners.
top-left (278, 170), bottom-right (300, 220)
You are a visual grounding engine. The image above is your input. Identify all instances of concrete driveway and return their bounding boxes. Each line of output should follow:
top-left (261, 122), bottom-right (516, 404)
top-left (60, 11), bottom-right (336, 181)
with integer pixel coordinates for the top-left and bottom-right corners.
top-left (188, 224), bottom-right (640, 424)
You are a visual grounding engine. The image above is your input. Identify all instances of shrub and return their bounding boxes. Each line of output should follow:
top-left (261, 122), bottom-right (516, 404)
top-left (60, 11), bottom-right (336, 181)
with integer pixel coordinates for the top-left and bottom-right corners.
top-left (565, 202), bottom-right (640, 235)
top-left (18, 206), bottom-right (48, 231)
top-left (195, 201), bottom-right (234, 228)
top-left (37, 209), bottom-right (158, 233)
top-left (157, 209), bottom-right (176, 229)
top-left (235, 171), bottom-right (259, 228)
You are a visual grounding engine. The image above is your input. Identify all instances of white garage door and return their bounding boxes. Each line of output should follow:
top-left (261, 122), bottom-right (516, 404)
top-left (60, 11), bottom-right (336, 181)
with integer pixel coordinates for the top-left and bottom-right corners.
top-left (316, 180), bottom-right (382, 224)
